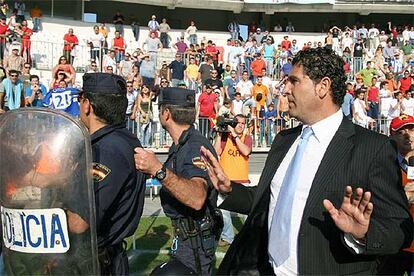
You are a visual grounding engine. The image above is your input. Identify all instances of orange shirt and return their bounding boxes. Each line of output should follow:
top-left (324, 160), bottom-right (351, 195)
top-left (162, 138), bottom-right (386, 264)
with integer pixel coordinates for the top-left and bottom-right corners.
top-left (252, 83), bottom-right (268, 107)
top-left (30, 7), bottom-right (42, 18)
top-left (401, 169), bottom-right (414, 253)
top-left (250, 59), bottom-right (266, 77)
top-left (219, 134), bottom-right (252, 183)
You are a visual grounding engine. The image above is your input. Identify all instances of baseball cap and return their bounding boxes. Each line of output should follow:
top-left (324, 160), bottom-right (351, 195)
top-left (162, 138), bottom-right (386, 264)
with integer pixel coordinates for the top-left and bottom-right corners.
top-left (390, 114), bottom-right (414, 132)
top-left (82, 73), bottom-right (126, 95)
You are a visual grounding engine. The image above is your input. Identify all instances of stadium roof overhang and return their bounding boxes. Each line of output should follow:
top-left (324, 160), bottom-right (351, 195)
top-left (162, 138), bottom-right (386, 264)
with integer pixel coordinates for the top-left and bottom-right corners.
top-left (106, 0), bottom-right (414, 14)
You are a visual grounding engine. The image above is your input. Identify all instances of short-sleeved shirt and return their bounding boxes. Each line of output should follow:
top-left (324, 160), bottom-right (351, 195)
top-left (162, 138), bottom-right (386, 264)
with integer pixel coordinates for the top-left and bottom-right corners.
top-left (175, 42), bottom-right (188, 54)
top-left (42, 87), bottom-right (80, 116)
top-left (236, 79), bottom-right (253, 99)
top-left (0, 23), bottom-right (9, 43)
top-left (146, 37), bottom-right (161, 52)
top-left (186, 64), bottom-right (199, 80)
top-left (169, 60), bottom-right (186, 80)
top-left (224, 78), bottom-right (238, 100)
top-left (204, 78), bottom-right (223, 91)
top-left (198, 91), bottom-right (217, 118)
top-left (199, 63), bottom-right (214, 83)
top-left (92, 124), bottom-right (146, 247)
top-left (161, 126), bottom-right (217, 219)
top-left (25, 83), bottom-right (47, 107)
top-left (252, 84), bottom-right (268, 107)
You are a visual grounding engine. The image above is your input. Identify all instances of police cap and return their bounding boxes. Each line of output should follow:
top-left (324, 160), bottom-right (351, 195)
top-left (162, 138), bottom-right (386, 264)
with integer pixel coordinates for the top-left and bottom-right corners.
top-left (158, 87), bottom-right (195, 107)
top-left (82, 73), bottom-right (127, 95)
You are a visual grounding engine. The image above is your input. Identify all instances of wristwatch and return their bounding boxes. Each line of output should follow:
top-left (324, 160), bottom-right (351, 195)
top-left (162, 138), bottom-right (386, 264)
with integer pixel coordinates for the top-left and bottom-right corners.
top-left (232, 134), bottom-right (239, 139)
top-left (154, 165), bottom-right (167, 182)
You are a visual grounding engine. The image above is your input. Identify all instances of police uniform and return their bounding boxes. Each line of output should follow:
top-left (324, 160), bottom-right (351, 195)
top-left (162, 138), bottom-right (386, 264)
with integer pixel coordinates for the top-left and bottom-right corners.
top-left (152, 88), bottom-right (222, 275)
top-left (83, 73), bottom-right (146, 275)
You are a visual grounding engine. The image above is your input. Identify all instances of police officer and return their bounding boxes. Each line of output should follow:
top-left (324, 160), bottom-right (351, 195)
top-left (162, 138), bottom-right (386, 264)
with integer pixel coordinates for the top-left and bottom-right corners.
top-left (79, 73), bottom-right (146, 275)
top-left (134, 87), bottom-right (222, 275)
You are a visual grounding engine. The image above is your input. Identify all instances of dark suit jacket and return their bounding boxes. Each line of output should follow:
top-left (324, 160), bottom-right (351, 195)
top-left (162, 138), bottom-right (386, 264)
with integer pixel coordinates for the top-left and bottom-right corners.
top-left (218, 117), bottom-right (413, 275)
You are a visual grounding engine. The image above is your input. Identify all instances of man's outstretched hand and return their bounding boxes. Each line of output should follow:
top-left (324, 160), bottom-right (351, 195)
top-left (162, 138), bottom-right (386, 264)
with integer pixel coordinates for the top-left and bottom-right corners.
top-left (200, 146), bottom-right (232, 194)
top-left (323, 186), bottom-right (373, 240)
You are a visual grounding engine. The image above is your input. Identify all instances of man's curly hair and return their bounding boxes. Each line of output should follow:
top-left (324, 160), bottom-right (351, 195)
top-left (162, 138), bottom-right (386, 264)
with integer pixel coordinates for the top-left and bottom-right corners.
top-left (292, 47), bottom-right (347, 106)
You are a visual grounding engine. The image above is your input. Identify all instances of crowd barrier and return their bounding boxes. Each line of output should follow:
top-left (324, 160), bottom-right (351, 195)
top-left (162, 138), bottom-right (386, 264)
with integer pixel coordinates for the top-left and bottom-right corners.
top-left (126, 116), bottom-right (394, 149)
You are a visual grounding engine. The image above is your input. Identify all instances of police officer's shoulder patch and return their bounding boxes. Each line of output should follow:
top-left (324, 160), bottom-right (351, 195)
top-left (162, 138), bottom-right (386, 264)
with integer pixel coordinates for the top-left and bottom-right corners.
top-left (92, 162), bottom-right (111, 182)
top-left (192, 157), bottom-right (207, 171)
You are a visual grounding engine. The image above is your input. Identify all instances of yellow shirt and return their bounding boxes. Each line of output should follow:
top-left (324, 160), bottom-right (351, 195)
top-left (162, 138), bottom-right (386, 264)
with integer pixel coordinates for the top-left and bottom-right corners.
top-left (186, 64), bottom-right (199, 80)
top-left (252, 84), bottom-right (268, 107)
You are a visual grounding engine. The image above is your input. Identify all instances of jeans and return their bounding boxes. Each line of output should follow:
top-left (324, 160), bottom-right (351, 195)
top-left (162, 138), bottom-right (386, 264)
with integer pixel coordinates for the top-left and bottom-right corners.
top-left (230, 31), bottom-right (239, 40)
top-left (140, 121), bottom-right (153, 147)
top-left (115, 23), bottom-right (124, 36)
top-left (353, 57), bottom-right (363, 74)
top-left (266, 120), bottom-right (274, 146)
top-left (244, 57), bottom-right (253, 76)
top-left (367, 102), bottom-right (379, 120)
top-left (171, 78), bottom-right (183, 87)
top-left (115, 51), bottom-right (124, 63)
top-left (220, 209), bottom-right (234, 243)
top-left (188, 79), bottom-right (198, 91)
top-left (91, 48), bottom-right (101, 61)
top-left (188, 34), bottom-right (197, 45)
top-left (32, 17), bottom-right (41, 32)
top-left (258, 118), bottom-right (265, 146)
top-left (0, 41), bottom-right (6, 61)
top-left (160, 33), bottom-right (169, 48)
top-left (265, 58), bottom-right (274, 77)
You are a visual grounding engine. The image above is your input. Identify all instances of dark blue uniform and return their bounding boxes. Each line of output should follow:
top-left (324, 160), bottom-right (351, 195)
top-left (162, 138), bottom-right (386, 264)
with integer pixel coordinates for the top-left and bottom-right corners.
top-left (160, 126), bottom-right (220, 275)
top-left (92, 124), bottom-right (146, 274)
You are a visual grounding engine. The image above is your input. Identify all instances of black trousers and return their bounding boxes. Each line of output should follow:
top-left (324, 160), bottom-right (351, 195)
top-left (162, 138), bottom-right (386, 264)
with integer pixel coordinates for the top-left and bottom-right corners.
top-left (99, 244), bottom-right (128, 276)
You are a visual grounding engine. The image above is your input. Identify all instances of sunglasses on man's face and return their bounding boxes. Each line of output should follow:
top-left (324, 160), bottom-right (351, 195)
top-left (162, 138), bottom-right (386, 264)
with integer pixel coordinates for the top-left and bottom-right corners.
top-left (10, 74), bottom-right (18, 78)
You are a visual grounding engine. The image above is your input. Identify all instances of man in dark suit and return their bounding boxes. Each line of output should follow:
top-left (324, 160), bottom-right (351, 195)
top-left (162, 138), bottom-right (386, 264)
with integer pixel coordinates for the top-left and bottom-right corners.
top-left (201, 47), bottom-right (413, 275)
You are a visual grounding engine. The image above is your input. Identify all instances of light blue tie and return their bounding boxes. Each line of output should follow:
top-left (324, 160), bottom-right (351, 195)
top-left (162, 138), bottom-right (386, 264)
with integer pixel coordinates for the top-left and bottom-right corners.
top-left (268, 126), bottom-right (314, 266)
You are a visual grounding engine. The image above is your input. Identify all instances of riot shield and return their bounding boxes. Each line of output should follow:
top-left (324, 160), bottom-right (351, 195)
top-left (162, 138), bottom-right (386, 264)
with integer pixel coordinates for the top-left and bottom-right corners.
top-left (0, 108), bottom-right (98, 275)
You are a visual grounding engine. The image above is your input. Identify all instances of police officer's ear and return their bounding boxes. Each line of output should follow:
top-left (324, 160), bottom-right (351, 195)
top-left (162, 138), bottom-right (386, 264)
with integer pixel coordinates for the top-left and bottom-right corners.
top-left (160, 106), bottom-right (171, 121)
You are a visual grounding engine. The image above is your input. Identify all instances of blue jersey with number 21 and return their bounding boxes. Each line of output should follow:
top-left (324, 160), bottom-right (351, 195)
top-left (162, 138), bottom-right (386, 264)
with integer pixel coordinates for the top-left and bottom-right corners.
top-left (43, 88), bottom-right (80, 116)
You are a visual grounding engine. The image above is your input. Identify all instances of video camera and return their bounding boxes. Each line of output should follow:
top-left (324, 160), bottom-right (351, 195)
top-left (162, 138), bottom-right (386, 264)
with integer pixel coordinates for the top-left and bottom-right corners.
top-left (216, 116), bottom-right (238, 133)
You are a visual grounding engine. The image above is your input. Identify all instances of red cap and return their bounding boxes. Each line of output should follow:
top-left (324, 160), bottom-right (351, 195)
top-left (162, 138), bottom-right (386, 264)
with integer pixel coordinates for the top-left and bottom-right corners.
top-left (390, 114), bottom-right (414, 132)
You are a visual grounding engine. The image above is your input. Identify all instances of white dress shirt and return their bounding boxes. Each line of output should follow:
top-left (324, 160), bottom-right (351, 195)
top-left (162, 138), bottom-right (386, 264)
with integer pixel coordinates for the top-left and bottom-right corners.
top-left (268, 109), bottom-right (343, 275)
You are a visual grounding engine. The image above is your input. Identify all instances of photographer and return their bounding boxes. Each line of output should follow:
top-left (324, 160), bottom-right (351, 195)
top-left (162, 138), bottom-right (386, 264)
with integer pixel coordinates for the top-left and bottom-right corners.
top-left (25, 75), bottom-right (47, 107)
top-left (213, 114), bottom-right (252, 246)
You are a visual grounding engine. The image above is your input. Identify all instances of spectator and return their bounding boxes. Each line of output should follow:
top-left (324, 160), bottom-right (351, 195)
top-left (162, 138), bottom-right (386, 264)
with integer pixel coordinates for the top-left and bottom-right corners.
top-left (174, 36), bottom-right (188, 55)
top-left (228, 19), bottom-right (240, 41)
top-left (228, 40), bottom-right (244, 71)
top-left (197, 85), bottom-right (218, 136)
top-left (133, 84), bottom-right (154, 147)
top-left (231, 91), bottom-right (243, 116)
top-left (7, 9), bottom-right (17, 32)
top-left (102, 50), bottom-right (117, 75)
top-left (389, 91), bottom-right (404, 119)
top-left (204, 69), bottom-right (224, 101)
top-left (236, 70), bottom-right (255, 115)
top-left (281, 35), bottom-right (292, 51)
top-left (14, 0), bottom-right (25, 23)
top-left (104, 65), bottom-right (114, 74)
top-left (112, 11), bottom-right (125, 36)
top-left (3, 43), bottom-right (24, 74)
top-left (285, 21), bottom-right (295, 32)
top-left (353, 38), bottom-right (365, 73)
top-left (398, 70), bottom-right (414, 95)
top-left (50, 70), bottom-right (70, 88)
top-left (262, 38), bottom-right (275, 76)
top-left (214, 114), bottom-right (252, 246)
top-left (111, 30), bottom-right (126, 63)
top-left (0, 0), bottom-right (8, 18)
top-left (367, 24), bottom-right (380, 52)
top-left (52, 55), bottom-right (76, 85)
top-left (186, 20), bottom-right (197, 45)
top-left (147, 15), bottom-right (159, 36)
top-left (131, 20), bottom-right (140, 42)
top-left (244, 38), bottom-right (259, 76)
top-left (169, 53), bottom-right (186, 87)
top-left (185, 57), bottom-right (199, 91)
top-left (358, 24), bottom-right (368, 43)
top-left (87, 61), bottom-right (99, 73)
top-left (358, 61), bottom-right (378, 86)
top-left (250, 53), bottom-right (266, 81)
top-left (353, 89), bottom-right (374, 128)
top-left (252, 28), bottom-right (264, 47)
top-left (205, 40), bottom-right (219, 68)
top-left (383, 40), bottom-right (396, 65)
top-left (198, 56), bottom-right (214, 84)
top-left (402, 40), bottom-right (414, 65)
top-left (388, 21), bottom-right (399, 46)
top-left (25, 74), bottom-right (47, 107)
top-left (128, 65), bottom-right (142, 90)
top-left (0, 69), bottom-right (24, 112)
top-left (99, 23), bottom-right (109, 51)
top-left (290, 39), bottom-right (300, 56)
top-left (276, 90), bottom-right (289, 132)
top-left (379, 80), bottom-right (393, 118)
top-left (367, 76), bottom-right (380, 120)
top-left (118, 52), bottom-right (133, 79)
top-left (224, 70), bottom-right (238, 100)
top-left (142, 31), bottom-right (162, 62)
top-left (126, 80), bottom-right (138, 120)
top-left (402, 90), bottom-right (414, 116)
top-left (88, 25), bottom-right (104, 61)
top-left (30, 4), bottom-right (42, 32)
top-left (19, 62), bottom-right (30, 91)
top-left (252, 75), bottom-right (268, 113)
top-left (63, 28), bottom-right (78, 64)
top-left (159, 18), bottom-right (170, 48)
top-left (20, 19), bottom-right (32, 63)
top-left (281, 57), bottom-right (293, 78)
top-left (139, 54), bottom-right (156, 88)
top-left (273, 23), bottom-right (283, 32)
top-left (342, 83), bottom-right (354, 120)
top-left (0, 17), bottom-right (9, 63)
top-left (260, 30), bottom-right (274, 45)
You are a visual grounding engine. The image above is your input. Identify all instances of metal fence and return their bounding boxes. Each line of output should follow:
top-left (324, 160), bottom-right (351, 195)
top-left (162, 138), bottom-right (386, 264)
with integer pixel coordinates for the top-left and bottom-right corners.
top-left (127, 116), bottom-right (394, 149)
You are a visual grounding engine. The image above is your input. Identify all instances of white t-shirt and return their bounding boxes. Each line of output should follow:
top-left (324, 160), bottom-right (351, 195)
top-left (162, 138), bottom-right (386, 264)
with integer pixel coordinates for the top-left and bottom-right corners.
top-left (403, 98), bottom-right (414, 116)
top-left (126, 90), bottom-right (138, 114)
top-left (236, 80), bottom-right (253, 99)
top-left (232, 99), bottom-right (243, 115)
top-left (388, 99), bottom-right (402, 119)
top-left (353, 99), bottom-right (370, 126)
top-left (89, 32), bottom-right (104, 48)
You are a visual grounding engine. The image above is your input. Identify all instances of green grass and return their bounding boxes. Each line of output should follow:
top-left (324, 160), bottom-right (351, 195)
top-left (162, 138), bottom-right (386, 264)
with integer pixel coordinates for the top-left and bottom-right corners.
top-left (125, 215), bottom-right (245, 274)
